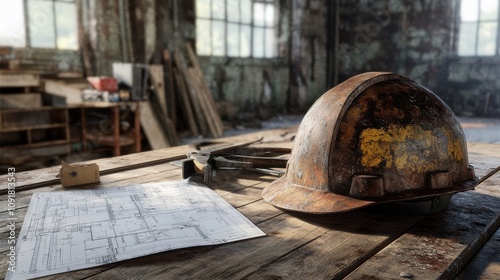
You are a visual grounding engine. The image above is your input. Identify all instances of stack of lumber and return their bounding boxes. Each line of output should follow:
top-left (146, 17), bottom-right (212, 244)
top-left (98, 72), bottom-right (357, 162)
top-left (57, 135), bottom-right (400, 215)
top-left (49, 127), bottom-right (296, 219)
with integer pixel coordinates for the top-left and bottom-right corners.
top-left (170, 43), bottom-right (224, 138)
top-left (144, 42), bottom-right (224, 149)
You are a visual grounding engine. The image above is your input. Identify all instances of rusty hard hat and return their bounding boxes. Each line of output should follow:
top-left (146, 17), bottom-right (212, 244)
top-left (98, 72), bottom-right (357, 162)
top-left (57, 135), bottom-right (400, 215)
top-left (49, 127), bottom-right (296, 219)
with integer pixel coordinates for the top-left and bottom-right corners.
top-left (262, 72), bottom-right (478, 214)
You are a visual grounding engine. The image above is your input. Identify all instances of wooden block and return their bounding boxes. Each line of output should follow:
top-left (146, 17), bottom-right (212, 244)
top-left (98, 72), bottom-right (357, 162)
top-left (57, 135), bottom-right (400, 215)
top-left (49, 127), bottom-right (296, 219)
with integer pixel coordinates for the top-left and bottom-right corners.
top-left (59, 161), bottom-right (100, 187)
top-left (139, 101), bottom-right (170, 149)
top-left (0, 73), bottom-right (39, 87)
top-left (42, 79), bottom-right (86, 104)
top-left (0, 93), bottom-right (42, 109)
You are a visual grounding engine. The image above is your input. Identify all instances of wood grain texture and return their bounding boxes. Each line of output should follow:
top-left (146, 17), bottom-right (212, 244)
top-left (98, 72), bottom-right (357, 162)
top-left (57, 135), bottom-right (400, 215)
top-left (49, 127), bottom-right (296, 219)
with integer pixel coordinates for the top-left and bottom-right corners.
top-left (345, 172), bottom-right (500, 280)
top-left (0, 129), bottom-right (498, 280)
top-left (139, 101), bottom-right (170, 149)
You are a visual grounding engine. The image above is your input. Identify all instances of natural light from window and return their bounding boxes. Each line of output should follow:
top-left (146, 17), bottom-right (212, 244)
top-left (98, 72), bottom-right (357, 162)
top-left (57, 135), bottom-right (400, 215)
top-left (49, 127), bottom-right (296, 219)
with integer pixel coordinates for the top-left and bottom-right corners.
top-left (0, 1), bottom-right (26, 47)
top-left (0, 0), bottom-right (78, 50)
top-left (458, 0), bottom-right (499, 56)
top-left (196, 0), bottom-right (275, 58)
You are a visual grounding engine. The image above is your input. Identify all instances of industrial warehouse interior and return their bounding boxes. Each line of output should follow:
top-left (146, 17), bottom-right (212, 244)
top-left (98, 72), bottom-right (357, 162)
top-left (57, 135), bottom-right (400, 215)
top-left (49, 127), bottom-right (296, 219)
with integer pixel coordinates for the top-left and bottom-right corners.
top-left (1, 1), bottom-right (499, 279)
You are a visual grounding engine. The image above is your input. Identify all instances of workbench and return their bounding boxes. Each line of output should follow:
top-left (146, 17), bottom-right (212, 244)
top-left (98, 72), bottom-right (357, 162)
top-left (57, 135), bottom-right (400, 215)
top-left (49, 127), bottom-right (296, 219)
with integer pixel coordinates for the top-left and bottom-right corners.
top-left (1, 127), bottom-right (499, 279)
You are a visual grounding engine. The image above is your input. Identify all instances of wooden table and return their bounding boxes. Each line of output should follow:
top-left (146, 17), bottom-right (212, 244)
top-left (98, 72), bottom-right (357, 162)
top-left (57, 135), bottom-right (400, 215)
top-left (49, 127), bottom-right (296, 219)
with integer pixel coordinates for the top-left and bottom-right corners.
top-left (1, 127), bottom-right (499, 279)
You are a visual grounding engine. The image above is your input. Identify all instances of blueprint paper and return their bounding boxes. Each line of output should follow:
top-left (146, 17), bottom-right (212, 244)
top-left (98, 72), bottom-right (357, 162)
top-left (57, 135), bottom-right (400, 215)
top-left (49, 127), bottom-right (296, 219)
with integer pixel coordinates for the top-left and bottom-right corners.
top-left (6, 179), bottom-right (266, 280)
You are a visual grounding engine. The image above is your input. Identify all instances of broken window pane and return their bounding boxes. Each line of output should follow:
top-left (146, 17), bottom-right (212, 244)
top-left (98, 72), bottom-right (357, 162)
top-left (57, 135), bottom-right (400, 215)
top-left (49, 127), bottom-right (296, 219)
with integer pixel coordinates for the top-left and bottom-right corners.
top-left (227, 0), bottom-right (239, 22)
top-left (240, 25), bottom-right (251, 57)
top-left (212, 20), bottom-right (225, 56)
top-left (253, 27), bottom-right (265, 58)
top-left (227, 23), bottom-right (239, 56)
top-left (265, 28), bottom-right (274, 58)
top-left (196, 0), bottom-right (211, 18)
top-left (212, 0), bottom-right (225, 20)
top-left (241, 0), bottom-right (252, 24)
top-left (480, 0), bottom-right (498, 21)
top-left (477, 22), bottom-right (497, 55)
top-left (458, 22), bottom-right (477, 56)
top-left (461, 0), bottom-right (479, 22)
top-left (254, 3), bottom-right (266, 26)
top-left (0, 0), bottom-right (26, 47)
top-left (55, 2), bottom-right (78, 50)
top-left (196, 19), bottom-right (211, 55)
top-left (28, 0), bottom-right (56, 48)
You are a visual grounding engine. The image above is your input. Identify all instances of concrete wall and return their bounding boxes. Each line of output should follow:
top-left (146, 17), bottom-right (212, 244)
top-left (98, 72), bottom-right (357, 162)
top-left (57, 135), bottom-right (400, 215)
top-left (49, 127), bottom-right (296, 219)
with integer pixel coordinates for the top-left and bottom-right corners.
top-left (335, 0), bottom-right (499, 117)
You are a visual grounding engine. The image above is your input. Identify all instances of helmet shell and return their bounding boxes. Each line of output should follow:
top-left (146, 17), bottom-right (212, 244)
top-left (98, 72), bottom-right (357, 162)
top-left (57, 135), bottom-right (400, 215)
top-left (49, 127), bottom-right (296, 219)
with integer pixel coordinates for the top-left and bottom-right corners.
top-left (262, 72), bottom-right (477, 213)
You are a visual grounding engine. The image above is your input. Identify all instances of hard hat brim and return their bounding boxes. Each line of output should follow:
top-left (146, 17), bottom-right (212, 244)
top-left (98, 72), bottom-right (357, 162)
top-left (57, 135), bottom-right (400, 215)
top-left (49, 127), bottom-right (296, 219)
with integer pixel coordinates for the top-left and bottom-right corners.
top-left (262, 175), bottom-right (478, 214)
top-left (262, 176), bottom-right (377, 214)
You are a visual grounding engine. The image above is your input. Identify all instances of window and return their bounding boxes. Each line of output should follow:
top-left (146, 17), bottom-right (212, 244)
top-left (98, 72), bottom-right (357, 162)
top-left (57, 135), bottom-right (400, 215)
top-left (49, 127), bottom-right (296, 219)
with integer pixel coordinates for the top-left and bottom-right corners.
top-left (0, 0), bottom-right (78, 50)
top-left (195, 0), bottom-right (276, 58)
top-left (458, 0), bottom-right (499, 56)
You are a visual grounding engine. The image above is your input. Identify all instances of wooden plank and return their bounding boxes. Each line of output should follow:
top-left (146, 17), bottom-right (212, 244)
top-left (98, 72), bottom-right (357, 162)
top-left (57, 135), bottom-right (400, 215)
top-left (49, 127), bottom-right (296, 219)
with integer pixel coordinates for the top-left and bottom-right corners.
top-left (173, 51), bottom-right (209, 136)
top-left (457, 227), bottom-right (500, 279)
top-left (187, 67), bottom-right (220, 138)
top-left (186, 43), bottom-right (224, 136)
top-left (346, 172), bottom-right (500, 279)
top-left (41, 79), bottom-right (86, 104)
top-left (139, 101), bottom-right (170, 149)
top-left (0, 93), bottom-right (42, 109)
top-left (0, 73), bottom-right (39, 87)
top-left (0, 127), bottom-right (296, 194)
top-left (173, 68), bottom-right (199, 136)
top-left (148, 65), bottom-right (168, 116)
top-left (162, 49), bottom-right (177, 125)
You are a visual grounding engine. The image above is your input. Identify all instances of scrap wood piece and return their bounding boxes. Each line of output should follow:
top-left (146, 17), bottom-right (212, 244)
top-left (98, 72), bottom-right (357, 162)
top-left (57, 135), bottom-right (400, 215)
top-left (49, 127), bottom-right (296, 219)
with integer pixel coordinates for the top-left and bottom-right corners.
top-left (140, 101), bottom-right (171, 149)
top-left (173, 68), bottom-right (199, 136)
top-left (163, 50), bottom-right (177, 125)
top-left (186, 43), bottom-right (224, 136)
top-left (148, 65), bottom-right (168, 117)
top-left (173, 51), bottom-right (209, 136)
top-left (187, 67), bottom-right (221, 138)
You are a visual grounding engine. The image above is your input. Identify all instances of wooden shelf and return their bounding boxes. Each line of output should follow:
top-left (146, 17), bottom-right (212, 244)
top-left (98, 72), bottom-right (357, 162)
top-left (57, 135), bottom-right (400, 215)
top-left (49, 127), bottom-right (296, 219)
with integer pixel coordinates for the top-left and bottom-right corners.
top-left (0, 123), bottom-right (67, 132)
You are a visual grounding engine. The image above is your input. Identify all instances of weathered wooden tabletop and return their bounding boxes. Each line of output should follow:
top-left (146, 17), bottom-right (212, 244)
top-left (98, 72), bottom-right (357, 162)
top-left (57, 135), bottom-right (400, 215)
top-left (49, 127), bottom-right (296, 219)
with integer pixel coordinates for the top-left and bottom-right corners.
top-left (1, 127), bottom-right (499, 279)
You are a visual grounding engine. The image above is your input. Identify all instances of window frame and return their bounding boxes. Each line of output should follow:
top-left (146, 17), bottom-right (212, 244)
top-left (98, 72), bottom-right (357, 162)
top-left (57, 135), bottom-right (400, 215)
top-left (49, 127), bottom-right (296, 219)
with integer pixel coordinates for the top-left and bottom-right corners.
top-left (457, 0), bottom-right (500, 56)
top-left (0, 0), bottom-right (78, 50)
top-left (195, 0), bottom-right (277, 58)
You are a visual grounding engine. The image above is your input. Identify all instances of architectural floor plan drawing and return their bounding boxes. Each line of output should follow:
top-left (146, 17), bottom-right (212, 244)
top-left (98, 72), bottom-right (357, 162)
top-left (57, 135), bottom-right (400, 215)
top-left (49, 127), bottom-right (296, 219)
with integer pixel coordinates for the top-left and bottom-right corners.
top-left (6, 179), bottom-right (266, 280)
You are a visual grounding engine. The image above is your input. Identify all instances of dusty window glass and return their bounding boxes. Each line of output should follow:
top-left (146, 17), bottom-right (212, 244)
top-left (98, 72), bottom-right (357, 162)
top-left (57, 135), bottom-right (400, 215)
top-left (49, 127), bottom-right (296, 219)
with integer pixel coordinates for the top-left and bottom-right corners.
top-left (29, 0), bottom-right (56, 48)
top-left (0, 0), bottom-right (26, 47)
top-left (458, 0), bottom-right (500, 56)
top-left (195, 0), bottom-right (276, 58)
top-left (196, 19), bottom-right (212, 55)
top-left (56, 2), bottom-right (78, 49)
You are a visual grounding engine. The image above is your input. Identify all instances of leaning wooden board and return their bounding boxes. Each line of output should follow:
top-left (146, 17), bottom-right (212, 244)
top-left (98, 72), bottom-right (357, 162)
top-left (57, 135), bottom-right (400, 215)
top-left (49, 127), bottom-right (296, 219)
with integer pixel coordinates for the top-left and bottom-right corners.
top-left (0, 128), bottom-right (499, 279)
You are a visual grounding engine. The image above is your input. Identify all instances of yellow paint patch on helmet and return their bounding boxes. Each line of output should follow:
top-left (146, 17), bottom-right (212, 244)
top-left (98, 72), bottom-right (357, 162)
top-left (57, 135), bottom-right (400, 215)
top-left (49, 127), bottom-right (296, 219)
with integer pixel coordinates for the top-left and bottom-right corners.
top-left (360, 125), bottom-right (464, 173)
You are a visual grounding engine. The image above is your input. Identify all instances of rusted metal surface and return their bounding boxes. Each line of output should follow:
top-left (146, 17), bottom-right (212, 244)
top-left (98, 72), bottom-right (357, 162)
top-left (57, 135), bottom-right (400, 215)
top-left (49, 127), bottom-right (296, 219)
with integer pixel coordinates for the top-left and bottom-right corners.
top-left (262, 72), bottom-right (479, 214)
